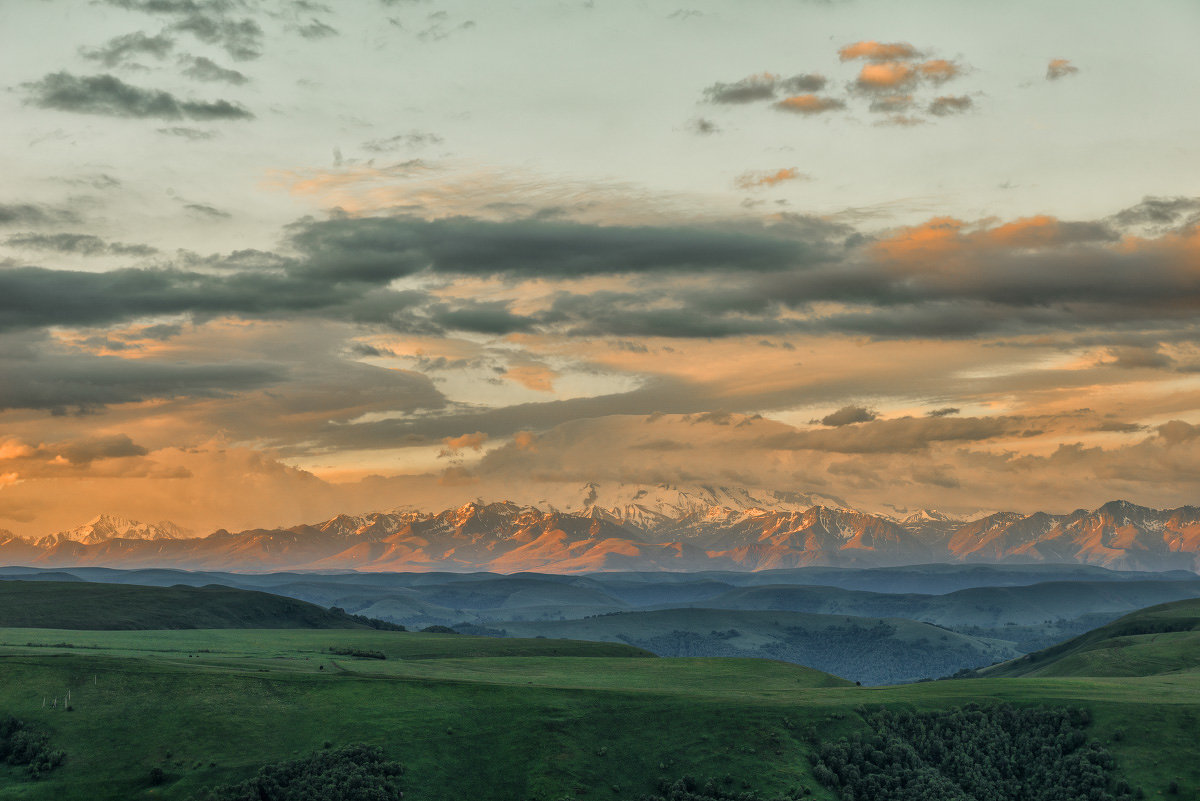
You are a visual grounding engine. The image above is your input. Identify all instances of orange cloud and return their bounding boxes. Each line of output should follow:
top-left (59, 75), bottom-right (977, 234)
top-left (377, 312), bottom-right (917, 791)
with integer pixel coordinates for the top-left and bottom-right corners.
top-left (1046, 58), bottom-right (1079, 80)
top-left (504, 365), bottom-right (557, 392)
top-left (735, 167), bottom-right (807, 190)
top-left (513, 431), bottom-right (537, 451)
top-left (438, 431), bottom-right (489, 458)
top-left (838, 41), bottom-right (922, 61)
top-left (0, 472), bottom-right (21, 490)
top-left (918, 59), bottom-right (960, 83)
top-left (0, 439), bottom-right (35, 460)
top-left (773, 94), bottom-right (846, 115)
top-left (871, 214), bottom-right (1121, 269)
top-left (856, 61), bottom-right (917, 90)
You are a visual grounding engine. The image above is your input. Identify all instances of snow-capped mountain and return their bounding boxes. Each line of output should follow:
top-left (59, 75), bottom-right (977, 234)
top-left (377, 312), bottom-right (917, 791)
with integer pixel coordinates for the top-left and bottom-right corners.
top-left (35, 514), bottom-right (192, 547)
top-left (5, 494), bottom-right (1200, 574)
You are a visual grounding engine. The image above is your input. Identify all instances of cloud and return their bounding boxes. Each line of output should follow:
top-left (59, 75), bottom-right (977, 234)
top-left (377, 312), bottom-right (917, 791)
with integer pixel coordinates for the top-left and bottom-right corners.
top-left (81, 31), bottom-right (175, 67)
top-left (685, 117), bottom-right (720, 135)
top-left (735, 168), bottom-right (807, 190)
top-left (184, 202), bottom-right (232, 217)
top-left (25, 73), bottom-right (253, 120)
top-left (1046, 58), bottom-right (1078, 80)
top-left (5, 233), bottom-right (157, 257)
top-left (854, 61), bottom-right (917, 92)
top-left (439, 431), bottom-right (488, 457)
top-left (1112, 197), bottom-right (1200, 230)
top-left (295, 18), bottom-right (338, 38)
top-left (179, 55), bottom-right (249, 84)
top-left (0, 340), bottom-right (284, 413)
top-left (928, 95), bottom-right (972, 116)
top-left (362, 131), bottom-right (443, 152)
top-left (172, 14), bottom-right (264, 60)
top-left (918, 59), bottom-right (961, 84)
top-left (820, 405), bottom-right (877, 426)
top-left (503, 364), bottom-right (557, 392)
top-left (774, 415), bottom-right (1018, 452)
top-left (0, 203), bottom-right (80, 227)
top-left (703, 73), bottom-right (779, 104)
top-left (838, 41), bottom-right (923, 62)
top-left (927, 407), bottom-right (960, 417)
top-left (157, 126), bottom-right (217, 139)
top-left (780, 73), bottom-right (827, 93)
top-left (868, 94), bottom-right (913, 113)
top-left (773, 94), bottom-right (846, 115)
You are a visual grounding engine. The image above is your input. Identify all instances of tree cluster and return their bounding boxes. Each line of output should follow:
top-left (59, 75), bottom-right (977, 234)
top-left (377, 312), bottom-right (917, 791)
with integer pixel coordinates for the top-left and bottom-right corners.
top-left (636, 775), bottom-right (808, 801)
top-left (811, 704), bottom-right (1137, 801)
top-left (194, 744), bottom-right (403, 801)
top-left (0, 715), bottom-right (65, 780)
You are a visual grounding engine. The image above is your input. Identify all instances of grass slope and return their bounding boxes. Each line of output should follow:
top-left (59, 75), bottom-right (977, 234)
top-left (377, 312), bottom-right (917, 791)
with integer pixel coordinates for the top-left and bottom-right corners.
top-left (983, 597), bottom-right (1200, 679)
top-left (0, 581), bottom-right (380, 630)
top-left (0, 628), bottom-right (1198, 801)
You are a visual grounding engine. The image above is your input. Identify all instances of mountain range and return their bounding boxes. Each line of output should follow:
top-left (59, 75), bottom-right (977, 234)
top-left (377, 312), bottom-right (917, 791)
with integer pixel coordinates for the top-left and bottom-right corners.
top-left (2, 485), bottom-right (1199, 573)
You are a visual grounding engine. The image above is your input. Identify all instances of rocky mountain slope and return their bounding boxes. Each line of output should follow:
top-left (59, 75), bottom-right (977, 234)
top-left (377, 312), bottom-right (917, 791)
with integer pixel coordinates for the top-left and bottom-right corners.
top-left (2, 489), bottom-right (1198, 573)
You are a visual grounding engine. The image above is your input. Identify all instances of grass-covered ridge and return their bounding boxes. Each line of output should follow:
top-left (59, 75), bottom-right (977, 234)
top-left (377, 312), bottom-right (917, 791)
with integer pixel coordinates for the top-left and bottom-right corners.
top-left (0, 580), bottom-right (395, 631)
top-left (982, 597), bottom-right (1200, 678)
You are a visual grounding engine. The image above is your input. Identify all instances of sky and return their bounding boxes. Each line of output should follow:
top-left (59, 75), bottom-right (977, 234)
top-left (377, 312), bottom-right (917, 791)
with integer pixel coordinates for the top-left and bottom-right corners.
top-left (2, 0), bottom-right (1200, 536)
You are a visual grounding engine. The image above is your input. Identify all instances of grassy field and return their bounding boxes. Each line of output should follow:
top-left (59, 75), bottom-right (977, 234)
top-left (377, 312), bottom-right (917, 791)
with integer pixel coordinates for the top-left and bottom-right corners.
top-left (1, 626), bottom-right (1199, 800)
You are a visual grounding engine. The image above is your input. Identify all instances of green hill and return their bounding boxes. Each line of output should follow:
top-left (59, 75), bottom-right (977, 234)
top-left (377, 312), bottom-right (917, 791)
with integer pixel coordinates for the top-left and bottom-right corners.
top-left (0, 625), bottom-right (1197, 801)
top-left (0, 580), bottom-right (390, 630)
top-left (982, 597), bottom-right (1200, 678)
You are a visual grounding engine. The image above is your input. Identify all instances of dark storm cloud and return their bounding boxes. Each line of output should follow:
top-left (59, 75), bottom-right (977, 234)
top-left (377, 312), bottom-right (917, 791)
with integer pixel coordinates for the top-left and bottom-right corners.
top-left (6, 232), bottom-right (157, 257)
top-left (0, 338), bottom-right (284, 412)
top-left (102, 1), bottom-right (264, 60)
top-left (0, 203), bottom-right (80, 227)
top-left (1112, 196), bottom-right (1200, 229)
top-left (25, 73), bottom-right (253, 120)
top-left (81, 31), bottom-right (176, 67)
top-left (179, 55), bottom-right (249, 84)
top-left (820, 405), bottom-right (877, 426)
top-left (55, 434), bottom-right (147, 464)
top-left (779, 73), bottom-right (827, 93)
top-left (286, 215), bottom-right (823, 281)
top-left (172, 15), bottom-right (263, 60)
top-left (765, 415), bottom-right (1018, 453)
top-left (703, 74), bottom-right (778, 104)
top-left (4, 202), bottom-right (1200, 343)
top-left (928, 95), bottom-right (972, 116)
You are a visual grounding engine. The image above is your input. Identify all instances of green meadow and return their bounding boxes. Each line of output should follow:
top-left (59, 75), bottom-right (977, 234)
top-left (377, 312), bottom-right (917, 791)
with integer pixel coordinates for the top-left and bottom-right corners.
top-left (2, 624), bottom-right (1200, 800)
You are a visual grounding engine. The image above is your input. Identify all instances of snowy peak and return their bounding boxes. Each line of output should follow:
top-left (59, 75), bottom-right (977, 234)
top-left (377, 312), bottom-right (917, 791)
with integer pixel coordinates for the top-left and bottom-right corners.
top-left (37, 514), bottom-right (192, 547)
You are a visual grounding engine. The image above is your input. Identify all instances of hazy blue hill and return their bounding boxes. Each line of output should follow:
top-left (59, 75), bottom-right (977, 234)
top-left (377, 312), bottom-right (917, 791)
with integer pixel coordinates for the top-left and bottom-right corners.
top-left (692, 578), bottom-right (1200, 627)
top-left (493, 607), bottom-right (1021, 684)
top-left (0, 580), bottom-right (384, 630)
top-left (983, 597), bottom-right (1200, 678)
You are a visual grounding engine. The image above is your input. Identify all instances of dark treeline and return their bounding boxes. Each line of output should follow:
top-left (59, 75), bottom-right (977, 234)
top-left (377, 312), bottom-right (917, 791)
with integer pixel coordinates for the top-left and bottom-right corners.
top-left (193, 744), bottom-right (403, 801)
top-left (811, 705), bottom-right (1139, 801)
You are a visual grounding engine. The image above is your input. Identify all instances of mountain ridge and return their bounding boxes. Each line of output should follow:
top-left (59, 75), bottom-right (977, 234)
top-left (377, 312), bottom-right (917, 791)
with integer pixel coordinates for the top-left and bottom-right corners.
top-left (4, 487), bottom-right (1200, 573)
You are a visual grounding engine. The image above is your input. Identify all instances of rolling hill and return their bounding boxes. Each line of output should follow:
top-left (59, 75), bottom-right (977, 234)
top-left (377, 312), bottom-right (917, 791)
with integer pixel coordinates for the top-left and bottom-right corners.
top-left (981, 597), bottom-right (1200, 678)
top-left (0, 580), bottom-right (391, 630)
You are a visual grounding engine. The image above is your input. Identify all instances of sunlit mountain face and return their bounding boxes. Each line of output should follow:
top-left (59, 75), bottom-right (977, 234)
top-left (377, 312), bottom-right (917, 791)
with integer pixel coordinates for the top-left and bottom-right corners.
top-left (3, 1), bottom-right (1200, 549)
top-left (5, 490), bottom-right (1200, 573)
